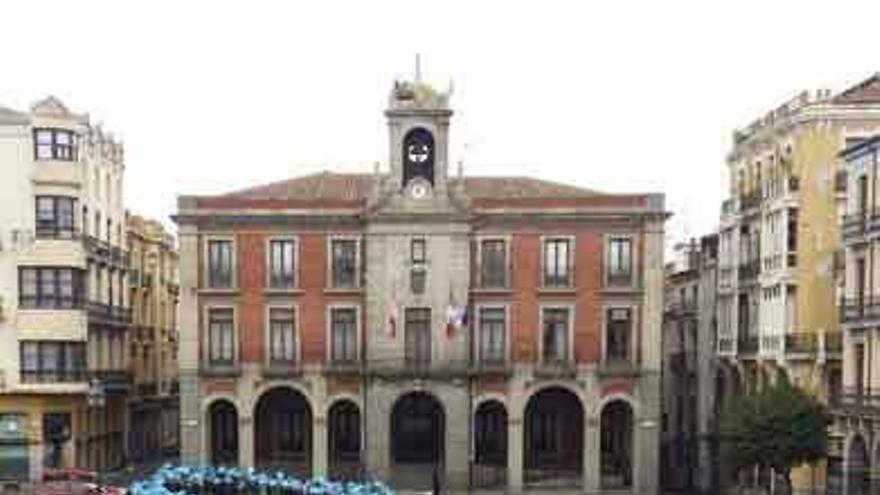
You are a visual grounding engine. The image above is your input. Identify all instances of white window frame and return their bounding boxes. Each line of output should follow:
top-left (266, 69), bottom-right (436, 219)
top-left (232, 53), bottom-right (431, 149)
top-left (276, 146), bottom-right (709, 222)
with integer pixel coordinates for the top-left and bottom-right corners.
top-left (325, 304), bottom-right (361, 363)
top-left (326, 235), bottom-right (362, 289)
top-left (265, 236), bottom-right (299, 290)
top-left (605, 233), bottom-right (636, 288)
top-left (475, 235), bottom-right (511, 289)
top-left (202, 304), bottom-right (238, 367)
top-left (475, 303), bottom-right (510, 364)
top-left (538, 303), bottom-right (575, 364)
top-left (202, 235), bottom-right (236, 289)
top-left (540, 235), bottom-right (575, 288)
top-left (264, 303), bottom-right (300, 366)
top-left (601, 303), bottom-right (638, 364)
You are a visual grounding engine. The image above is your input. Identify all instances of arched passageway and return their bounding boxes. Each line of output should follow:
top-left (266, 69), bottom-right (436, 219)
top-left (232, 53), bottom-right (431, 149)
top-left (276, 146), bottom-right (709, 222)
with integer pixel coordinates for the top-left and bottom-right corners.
top-left (523, 387), bottom-right (583, 488)
top-left (254, 387), bottom-right (312, 476)
top-left (600, 400), bottom-right (633, 489)
top-left (472, 400), bottom-right (507, 488)
top-left (208, 400), bottom-right (238, 466)
top-left (327, 400), bottom-right (361, 479)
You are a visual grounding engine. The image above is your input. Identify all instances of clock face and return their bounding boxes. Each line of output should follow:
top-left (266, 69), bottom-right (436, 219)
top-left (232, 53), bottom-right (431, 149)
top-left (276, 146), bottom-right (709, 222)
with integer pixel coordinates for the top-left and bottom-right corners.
top-left (411, 183), bottom-right (429, 199)
top-left (407, 142), bottom-right (430, 164)
top-left (402, 128), bottom-right (435, 186)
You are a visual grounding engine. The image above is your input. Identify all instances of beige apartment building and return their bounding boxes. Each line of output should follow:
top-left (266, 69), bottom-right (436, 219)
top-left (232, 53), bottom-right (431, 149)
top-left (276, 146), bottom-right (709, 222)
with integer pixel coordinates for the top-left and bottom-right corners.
top-left (127, 215), bottom-right (180, 467)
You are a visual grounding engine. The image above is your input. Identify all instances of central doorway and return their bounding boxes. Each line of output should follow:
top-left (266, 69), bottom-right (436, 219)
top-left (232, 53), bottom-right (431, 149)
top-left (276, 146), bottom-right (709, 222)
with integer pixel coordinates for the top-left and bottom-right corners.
top-left (391, 392), bottom-right (444, 489)
top-left (254, 387), bottom-right (312, 477)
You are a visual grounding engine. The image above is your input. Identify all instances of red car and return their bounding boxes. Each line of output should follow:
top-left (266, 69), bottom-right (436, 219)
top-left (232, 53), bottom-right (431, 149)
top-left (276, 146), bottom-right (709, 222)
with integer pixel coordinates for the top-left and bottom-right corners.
top-left (35, 468), bottom-right (126, 495)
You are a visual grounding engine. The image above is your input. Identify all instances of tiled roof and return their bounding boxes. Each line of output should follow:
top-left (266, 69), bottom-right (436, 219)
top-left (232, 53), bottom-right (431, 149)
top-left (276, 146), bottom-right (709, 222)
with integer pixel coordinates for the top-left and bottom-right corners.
top-left (833, 73), bottom-right (880, 104)
top-left (195, 171), bottom-right (614, 209)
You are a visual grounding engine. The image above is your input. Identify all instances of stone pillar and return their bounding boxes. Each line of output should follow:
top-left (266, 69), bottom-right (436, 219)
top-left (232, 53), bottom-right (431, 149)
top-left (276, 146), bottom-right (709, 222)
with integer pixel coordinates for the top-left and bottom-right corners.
top-left (366, 382), bottom-right (391, 482)
top-left (239, 415), bottom-right (253, 468)
top-left (636, 416), bottom-right (661, 495)
top-left (507, 416), bottom-right (523, 493)
top-left (313, 415), bottom-right (327, 478)
top-left (444, 385), bottom-right (469, 490)
top-left (583, 413), bottom-right (601, 494)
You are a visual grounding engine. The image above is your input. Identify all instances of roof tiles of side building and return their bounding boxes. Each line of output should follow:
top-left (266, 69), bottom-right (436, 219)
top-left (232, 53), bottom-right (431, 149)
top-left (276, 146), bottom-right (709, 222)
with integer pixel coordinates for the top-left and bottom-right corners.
top-left (833, 73), bottom-right (880, 104)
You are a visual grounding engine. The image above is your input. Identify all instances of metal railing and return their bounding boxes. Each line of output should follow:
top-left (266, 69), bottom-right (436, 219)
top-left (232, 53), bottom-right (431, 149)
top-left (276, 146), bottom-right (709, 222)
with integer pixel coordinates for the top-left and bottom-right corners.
top-left (829, 387), bottom-right (880, 412)
top-left (784, 333), bottom-right (817, 355)
top-left (737, 336), bottom-right (759, 355)
top-left (740, 192), bottom-right (762, 212)
top-left (840, 296), bottom-right (880, 323)
top-left (86, 301), bottom-right (132, 326)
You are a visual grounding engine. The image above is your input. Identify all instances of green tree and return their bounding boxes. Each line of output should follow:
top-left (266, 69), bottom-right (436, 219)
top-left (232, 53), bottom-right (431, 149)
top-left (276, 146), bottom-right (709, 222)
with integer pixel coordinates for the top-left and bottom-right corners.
top-left (719, 380), bottom-right (829, 492)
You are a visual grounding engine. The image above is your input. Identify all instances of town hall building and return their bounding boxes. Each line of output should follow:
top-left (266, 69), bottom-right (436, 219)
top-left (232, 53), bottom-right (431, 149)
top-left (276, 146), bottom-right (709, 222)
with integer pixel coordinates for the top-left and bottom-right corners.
top-left (174, 75), bottom-right (666, 493)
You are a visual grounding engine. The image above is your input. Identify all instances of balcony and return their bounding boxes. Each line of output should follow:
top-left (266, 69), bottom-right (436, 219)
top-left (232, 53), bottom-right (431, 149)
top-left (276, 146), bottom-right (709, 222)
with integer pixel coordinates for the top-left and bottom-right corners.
top-left (840, 296), bottom-right (880, 324)
top-left (262, 360), bottom-right (303, 378)
top-left (86, 301), bottom-right (132, 327)
top-left (830, 387), bottom-right (880, 414)
top-left (717, 336), bottom-right (735, 354)
top-left (740, 191), bottom-right (762, 214)
top-left (665, 301), bottom-right (698, 319)
top-left (90, 369), bottom-right (132, 393)
top-left (784, 333), bottom-right (817, 356)
top-left (136, 381), bottom-right (159, 397)
top-left (825, 332), bottom-right (843, 355)
top-left (738, 260), bottom-right (760, 282)
top-left (737, 336), bottom-right (759, 356)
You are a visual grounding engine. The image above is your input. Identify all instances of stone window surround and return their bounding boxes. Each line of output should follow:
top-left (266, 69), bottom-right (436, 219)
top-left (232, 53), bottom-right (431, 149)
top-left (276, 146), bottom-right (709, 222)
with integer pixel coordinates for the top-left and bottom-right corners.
top-left (264, 302), bottom-right (300, 366)
top-left (604, 233), bottom-right (637, 288)
top-left (600, 302), bottom-right (638, 364)
top-left (202, 303), bottom-right (238, 366)
top-left (325, 304), bottom-right (361, 363)
top-left (540, 235), bottom-right (575, 288)
top-left (537, 303), bottom-right (576, 364)
top-left (326, 234), bottom-right (362, 290)
top-left (475, 234), bottom-right (511, 289)
top-left (265, 235), bottom-right (299, 290)
top-left (202, 234), bottom-right (236, 290)
top-left (474, 303), bottom-right (511, 364)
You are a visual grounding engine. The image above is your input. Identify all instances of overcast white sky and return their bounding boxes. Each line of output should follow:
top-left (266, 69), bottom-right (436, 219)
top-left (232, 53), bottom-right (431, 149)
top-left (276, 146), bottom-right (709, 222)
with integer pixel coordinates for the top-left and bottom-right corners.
top-left (2, 1), bottom-right (878, 245)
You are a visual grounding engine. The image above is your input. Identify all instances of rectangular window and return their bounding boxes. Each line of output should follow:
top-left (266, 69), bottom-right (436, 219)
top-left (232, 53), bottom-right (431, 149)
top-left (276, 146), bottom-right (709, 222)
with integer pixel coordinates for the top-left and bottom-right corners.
top-left (542, 307), bottom-right (570, 363)
top-left (606, 308), bottom-right (632, 362)
top-left (479, 307), bottom-right (506, 363)
top-left (268, 240), bottom-right (295, 289)
top-left (480, 239), bottom-right (507, 288)
top-left (207, 240), bottom-right (233, 288)
top-left (33, 128), bottom-right (75, 161)
top-left (330, 308), bottom-right (357, 363)
top-left (607, 237), bottom-right (633, 286)
top-left (269, 308), bottom-right (296, 365)
top-left (411, 238), bottom-right (426, 264)
top-left (18, 267), bottom-right (83, 309)
top-left (35, 196), bottom-right (76, 239)
top-left (208, 308), bottom-right (235, 366)
top-left (19, 341), bottom-right (86, 383)
top-left (543, 238), bottom-right (571, 287)
top-left (330, 239), bottom-right (358, 288)
top-left (405, 308), bottom-right (432, 364)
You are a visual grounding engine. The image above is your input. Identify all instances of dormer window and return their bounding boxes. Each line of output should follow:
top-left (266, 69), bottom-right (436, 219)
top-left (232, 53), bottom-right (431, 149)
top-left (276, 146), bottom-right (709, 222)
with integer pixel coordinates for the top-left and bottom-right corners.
top-left (34, 128), bottom-right (75, 161)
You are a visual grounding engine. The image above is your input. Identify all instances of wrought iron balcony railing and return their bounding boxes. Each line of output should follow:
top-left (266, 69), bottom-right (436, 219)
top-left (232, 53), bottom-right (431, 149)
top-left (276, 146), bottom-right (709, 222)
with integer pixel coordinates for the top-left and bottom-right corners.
top-left (840, 296), bottom-right (880, 323)
top-left (830, 387), bottom-right (880, 413)
top-left (737, 336), bottom-right (759, 355)
top-left (784, 332), bottom-right (817, 355)
top-left (86, 301), bottom-right (132, 326)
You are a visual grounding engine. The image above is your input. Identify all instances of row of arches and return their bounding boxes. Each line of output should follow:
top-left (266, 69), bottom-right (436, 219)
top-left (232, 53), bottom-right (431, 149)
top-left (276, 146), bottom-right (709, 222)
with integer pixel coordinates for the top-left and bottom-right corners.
top-left (206, 386), bottom-right (634, 489)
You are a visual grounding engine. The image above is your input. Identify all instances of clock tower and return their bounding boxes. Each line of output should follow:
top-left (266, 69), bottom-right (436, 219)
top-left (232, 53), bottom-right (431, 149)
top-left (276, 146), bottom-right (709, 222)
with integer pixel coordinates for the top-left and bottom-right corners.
top-left (385, 77), bottom-right (453, 199)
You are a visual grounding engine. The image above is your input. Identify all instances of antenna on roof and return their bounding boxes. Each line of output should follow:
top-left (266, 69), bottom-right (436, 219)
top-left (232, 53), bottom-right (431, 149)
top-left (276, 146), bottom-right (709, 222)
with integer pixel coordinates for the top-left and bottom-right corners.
top-left (415, 53), bottom-right (422, 83)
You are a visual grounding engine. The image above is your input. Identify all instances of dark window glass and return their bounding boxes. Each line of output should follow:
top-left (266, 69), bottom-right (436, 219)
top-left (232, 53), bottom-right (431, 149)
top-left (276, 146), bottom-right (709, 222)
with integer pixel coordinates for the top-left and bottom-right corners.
top-left (544, 239), bottom-right (571, 287)
top-left (479, 307), bottom-right (506, 363)
top-left (207, 240), bottom-right (233, 288)
top-left (606, 308), bottom-right (632, 362)
top-left (18, 267), bottom-right (83, 309)
top-left (411, 238), bottom-right (426, 264)
top-left (608, 238), bottom-right (633, 285)
top-left (33, 128), bottom-right (75, 161)
top-left (542, 308), bottom-right (569, 362)
top-left (19, 341), bottom-right (86, 383)
top-left (331, 240), bottom-right (357, 288)
top-left (35, 196), bottom-right (76, 239)
top-left (405, 308), bottom-right (431, 364)
top-left (330, 308), bottom-right (357, 363)
top-left (208, 308), bottom-right (234, 365)
top-left (481, 240), bottom-right (507, 288)
top-left (269, 308), bottom-right (295, 365)
top-left (268, 240), bottom-right (295, 289)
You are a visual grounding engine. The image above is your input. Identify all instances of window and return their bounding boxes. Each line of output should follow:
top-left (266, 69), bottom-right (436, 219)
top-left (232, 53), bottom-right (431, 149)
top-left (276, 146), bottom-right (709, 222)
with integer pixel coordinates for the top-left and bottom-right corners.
top-left (405, 308), bottom-right (432, 364)
top-left (82, 205), bottom-right (88, 237)
top-left (330, 308), bottom-right (357, 363)
top-left (207, 240), bottom-right (233, 288)
top-left (606, 308), bottom-right (632, 362)
top-left (479, 307), bottom-right (506, 363)
top-left (480, 239), bottom-right (507, 288)
top-left (19, 267), bottom-right (84, 309)
top-left (268, 239), bottom-right (295, 289)
top-left (330, 239), bottom-right (358, 288)
top-left (208, 308), bottom-right (234, 366)
top-left (607, 237), bottom-right (632, 286)
top-left (33, 128), bottom-right (75, 161)
top-left (35, 196), bottom-right (76, 239)
top-left (543, 238), bottom-right (571, 287)
top-left (411, 238), bottom-right (426, 264)
top-left (19, 341), bottom-right (86, 383)
top-left (542, 307), bottom-right (570, 363)
top-left (269, 308), bottom-right (296, 365)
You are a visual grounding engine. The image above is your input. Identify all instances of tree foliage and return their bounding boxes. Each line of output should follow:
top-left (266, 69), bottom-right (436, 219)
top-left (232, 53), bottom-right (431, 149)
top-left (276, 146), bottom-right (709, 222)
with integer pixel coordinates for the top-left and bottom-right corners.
top-left (719, 380), bottom-right (829, 485)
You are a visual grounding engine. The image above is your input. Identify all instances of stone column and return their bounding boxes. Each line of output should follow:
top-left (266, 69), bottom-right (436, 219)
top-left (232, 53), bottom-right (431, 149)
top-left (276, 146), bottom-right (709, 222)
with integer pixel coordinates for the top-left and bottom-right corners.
top-left (507, 416), bottom-right (523, 494)
top-left (583, 413), bottom-right (600, 494)
top-left (239, 415), bottom-right (253, 468)
top-left (313, 415), bottom-right (327, 478)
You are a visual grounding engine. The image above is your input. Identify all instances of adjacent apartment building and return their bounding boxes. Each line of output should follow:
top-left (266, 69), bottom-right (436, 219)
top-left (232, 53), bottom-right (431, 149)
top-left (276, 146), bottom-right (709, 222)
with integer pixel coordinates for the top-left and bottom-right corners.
top-left (661, 235), bottom-right (719, 494)
top-left (715, 74), bottom-right (880, 491)
top-left (0, 98), bottom-right (130, 480)
top-left (175, 76), bottom-right (667, 493)
top-left (127, 215), bottom-right (180, 467)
